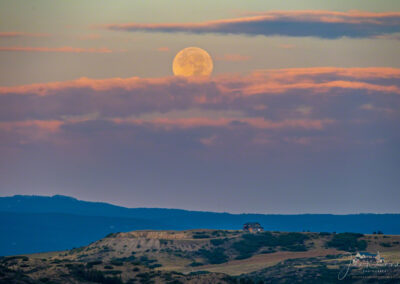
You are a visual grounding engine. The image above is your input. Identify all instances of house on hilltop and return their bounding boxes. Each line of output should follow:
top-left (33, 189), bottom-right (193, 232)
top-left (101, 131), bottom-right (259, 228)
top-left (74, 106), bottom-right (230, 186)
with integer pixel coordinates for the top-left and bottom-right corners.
top-left (243, 222), bottom-right (264, 233)
top-left (352, 251), bottom-right (384, 266)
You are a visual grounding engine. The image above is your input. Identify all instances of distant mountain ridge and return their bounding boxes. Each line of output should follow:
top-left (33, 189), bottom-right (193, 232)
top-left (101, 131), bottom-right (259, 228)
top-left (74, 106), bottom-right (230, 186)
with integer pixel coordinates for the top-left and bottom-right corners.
top-left (0, 194), bottom-right (194, 218)
top-left (1, 195), bottom-right (399, 256)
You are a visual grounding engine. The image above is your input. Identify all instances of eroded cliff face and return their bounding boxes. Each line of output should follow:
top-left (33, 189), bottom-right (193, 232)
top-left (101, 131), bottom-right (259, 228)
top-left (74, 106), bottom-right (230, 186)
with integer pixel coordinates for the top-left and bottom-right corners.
top-left (67, 229), bottom-right (238, 261)
top-left (116, 230), bottom-right (191, 240)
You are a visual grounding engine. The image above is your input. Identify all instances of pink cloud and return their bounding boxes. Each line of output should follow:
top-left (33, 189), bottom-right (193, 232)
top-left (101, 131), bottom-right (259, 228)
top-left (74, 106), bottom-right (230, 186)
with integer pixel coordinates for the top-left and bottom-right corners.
top-left (0, 120), bottom-right (62, 132)
top-left (0, 120), bottom-right (63, 143)
top-left (252, 67), bottom-right (400, 80)
top-left (238, 79), bottom-right (400, 96)
top-left (2, 67), bottom-right (398, 97)
top-left (0, 66), bottom-right (398, 158)
top-left (0, 66), bottom-right (397, 143)
top-left (216, 67), bottom-right (400, 96)
top-left (0, 76), bottom-right (209, 96)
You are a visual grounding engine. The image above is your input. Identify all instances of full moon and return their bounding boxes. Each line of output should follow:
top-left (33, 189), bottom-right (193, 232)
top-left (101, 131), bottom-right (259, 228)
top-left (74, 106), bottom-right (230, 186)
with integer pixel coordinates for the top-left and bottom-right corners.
top-left (172, 47), bottom-right (213, 77)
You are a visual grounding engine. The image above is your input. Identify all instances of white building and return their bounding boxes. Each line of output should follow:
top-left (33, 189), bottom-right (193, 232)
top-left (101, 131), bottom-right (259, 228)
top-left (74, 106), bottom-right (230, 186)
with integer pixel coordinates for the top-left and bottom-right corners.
top-left (352, 251), bottom-right (384, 266)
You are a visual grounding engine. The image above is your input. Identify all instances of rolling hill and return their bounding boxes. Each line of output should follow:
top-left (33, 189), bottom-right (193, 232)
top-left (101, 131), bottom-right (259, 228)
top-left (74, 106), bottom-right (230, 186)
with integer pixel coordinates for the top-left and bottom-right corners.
top-left (1, 195), bottom-right (400, 256)
top-left (1, 229), bottom-right (400, 283)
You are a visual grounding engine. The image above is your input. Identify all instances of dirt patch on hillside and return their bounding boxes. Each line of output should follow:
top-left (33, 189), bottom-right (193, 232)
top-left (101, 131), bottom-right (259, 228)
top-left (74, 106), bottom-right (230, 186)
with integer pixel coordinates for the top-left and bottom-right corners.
top-left (117, 230), bottom-right (191, 240)
top-left (192, 248), bottom-right (342, 275)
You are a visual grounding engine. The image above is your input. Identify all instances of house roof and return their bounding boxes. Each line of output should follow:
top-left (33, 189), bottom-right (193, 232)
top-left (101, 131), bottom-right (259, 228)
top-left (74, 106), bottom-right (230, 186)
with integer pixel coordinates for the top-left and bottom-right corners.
top-left (244, 222), bottom-right (262, 226)
top-left (358, 252), bottom-right (377, 257)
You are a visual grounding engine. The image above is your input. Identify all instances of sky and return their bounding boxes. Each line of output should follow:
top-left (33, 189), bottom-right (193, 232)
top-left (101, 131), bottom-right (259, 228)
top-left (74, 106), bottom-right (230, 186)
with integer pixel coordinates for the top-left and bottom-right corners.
top-left (0, 0), bottom-right (400, 214)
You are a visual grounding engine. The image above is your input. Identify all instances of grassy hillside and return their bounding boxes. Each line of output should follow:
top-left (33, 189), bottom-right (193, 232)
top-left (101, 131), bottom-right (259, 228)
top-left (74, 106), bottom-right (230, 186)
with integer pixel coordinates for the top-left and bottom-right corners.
top-left (2, 229), bottom-right (400, 283)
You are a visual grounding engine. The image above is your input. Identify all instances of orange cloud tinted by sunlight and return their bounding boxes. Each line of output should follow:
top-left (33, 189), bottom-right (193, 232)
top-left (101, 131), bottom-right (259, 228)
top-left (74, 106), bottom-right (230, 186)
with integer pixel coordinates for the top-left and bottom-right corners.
top-left (2, 67), bottom-right (399, 97)
top-left (252, 67), bottom-right (400, 80)
top-left (0, 46), bottom-right (112, 53)
top-left (0, 75), bottom-right (215, 96)
top-left (238, 80), bottom-right (400, 96)
top-left (0, 66), bottom-right (398, 151)
top-left (0, 120), bottom-right (63, 132)
top-left (0, 76), bottom-right (169, 95)
top-left (215, 67), bottom-right (400, 96)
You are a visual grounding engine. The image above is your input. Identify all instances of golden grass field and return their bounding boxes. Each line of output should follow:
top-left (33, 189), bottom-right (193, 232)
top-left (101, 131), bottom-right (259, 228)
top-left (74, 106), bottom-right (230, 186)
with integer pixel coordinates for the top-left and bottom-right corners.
top-left (186, 248), bottom-right (342, 275)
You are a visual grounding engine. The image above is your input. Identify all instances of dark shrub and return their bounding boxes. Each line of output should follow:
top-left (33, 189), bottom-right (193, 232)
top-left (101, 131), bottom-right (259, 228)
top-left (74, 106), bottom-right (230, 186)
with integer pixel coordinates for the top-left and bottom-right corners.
top-left (235, 254), bottom-right (252, 260)
top-left (325, 254), bottom-right (340, 259)
top-left (68, 264), bottom-right (123, 284)
top-left (103, 270), bottom-right (122, 275)
top-left (189, 271), bottom-right (210, 275)
top-left (260, 248), bottom-right (276, 254)
top-left (232, 233), bottom-right (274, 258)
top-left (198, 248), bottom-right (228, 264)
top-left (210, 239), bottom-right (226, 246)
top-left (193, 234), bottom-right (210, 239)
top-left (136, 272), bottom-right (154, 281)
top-left (326, 233), bottom-right (366, 252)
top-left (86, 260), bottom-right (102, 268)
top-left (189, 261), bottom-right (204, 267)
top-left (285, 244), bottom-right (307, 251)
top-left (278, 232), bottom-right (309, 246)
top-left (4, 256), bottom-right (29, 262)
top-left (113, 256), bottom-right (136, 263)
top-left (110, 260), bottom-right (123, 266)
top-left (149, 263), bottom-right (162, 269)
top-left (20, 264), bottom-right (30, 268)
top-left (139, 256), bottom-right (148, 262)
top-left (232, 232), bottom-right (309, 259)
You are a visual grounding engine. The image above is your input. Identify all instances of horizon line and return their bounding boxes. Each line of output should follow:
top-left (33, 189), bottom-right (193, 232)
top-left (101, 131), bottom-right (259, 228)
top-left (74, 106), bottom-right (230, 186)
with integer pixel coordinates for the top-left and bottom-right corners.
top-left (2, 194), bottom-right (400, 216)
